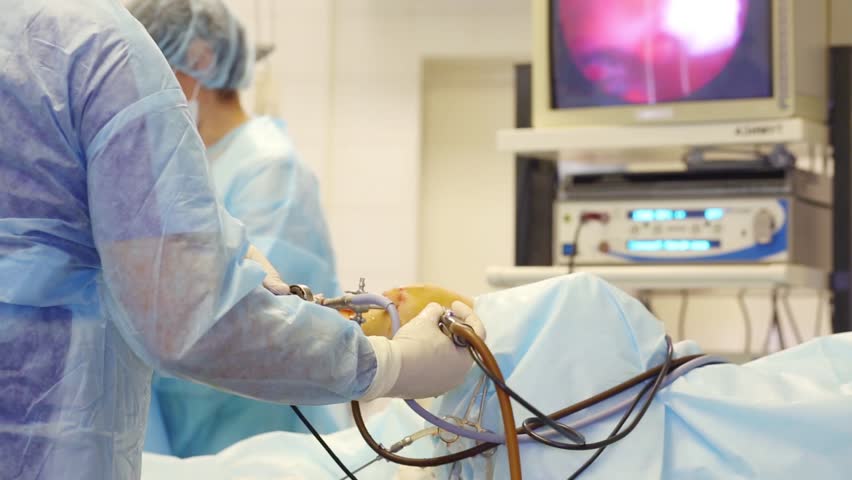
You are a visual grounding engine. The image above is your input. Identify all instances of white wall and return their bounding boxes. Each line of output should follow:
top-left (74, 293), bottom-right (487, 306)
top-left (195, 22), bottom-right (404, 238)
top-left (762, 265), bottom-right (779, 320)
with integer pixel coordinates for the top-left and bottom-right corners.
top-left (224, 0), bottom-right (333, 182)
top-left (323, 1), bottom-right (421, 292)
top-left (831, 0), bottom-right (852, 46)
top-left (329, 1), bottom-right (531, 292)
top-left (419, 59), bottom-right (517, 296)
top-left (228, 0), bottom-right (531, 292)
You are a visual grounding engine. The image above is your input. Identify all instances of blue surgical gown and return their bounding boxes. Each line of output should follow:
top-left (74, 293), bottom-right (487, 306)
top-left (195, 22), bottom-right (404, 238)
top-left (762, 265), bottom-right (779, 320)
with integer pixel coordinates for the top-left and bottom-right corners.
top-left (149, 117), bottom-right (350, 457)
top-left (0, 2), bottom-right (377, 478)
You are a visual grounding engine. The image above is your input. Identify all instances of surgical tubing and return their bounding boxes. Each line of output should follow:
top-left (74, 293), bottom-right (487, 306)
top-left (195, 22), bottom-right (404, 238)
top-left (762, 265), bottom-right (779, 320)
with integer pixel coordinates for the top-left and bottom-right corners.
top-left (401, 306), bottom-right (578, 447)
top-left (384, 301), bottom-right (503, 446)
top-left (389, 427), bottom-right (440, 452)
top-left (353, 296), bottom-right (491, 448)
top-left (448, 320), bottom-right (524, 480)
top-left (405, 398), bottom-right (503, 444)
top-left (385, 300), bottom-right (717, 446)
top-left (556, 354), bottom-right (725, 431)
top-left (353, 297), bottom-right (719, 473)
top-left (402, 354), bottom-right (725, 445)
top-left (349, 293), bottom-right (401, 333)
top-left (350, 353), bottom-right (708, 468)
top-left (363, 320), bottom-right (524, 477)
top-left (525, 336), bottom-right (674, 454)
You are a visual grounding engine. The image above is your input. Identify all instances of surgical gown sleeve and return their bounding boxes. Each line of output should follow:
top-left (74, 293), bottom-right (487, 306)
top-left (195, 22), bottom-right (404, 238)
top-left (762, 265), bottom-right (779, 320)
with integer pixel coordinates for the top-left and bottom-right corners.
top-left (82, 16), bottom-right (377, 405)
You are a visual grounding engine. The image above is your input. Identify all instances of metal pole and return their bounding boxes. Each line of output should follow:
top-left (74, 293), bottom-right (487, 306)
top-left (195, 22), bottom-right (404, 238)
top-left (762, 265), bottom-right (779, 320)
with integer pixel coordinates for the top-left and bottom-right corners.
top-left (830, 47), bottom-right (852, 333)
top-left (514, 64), bottom-right (557, 266)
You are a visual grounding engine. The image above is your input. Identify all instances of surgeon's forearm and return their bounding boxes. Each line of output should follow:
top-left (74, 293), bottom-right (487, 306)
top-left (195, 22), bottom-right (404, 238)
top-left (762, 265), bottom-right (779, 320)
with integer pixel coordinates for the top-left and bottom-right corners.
top-left (164, 287), bottom-right (378, 404)
top-left (100, 235), bottom-right (378, 404)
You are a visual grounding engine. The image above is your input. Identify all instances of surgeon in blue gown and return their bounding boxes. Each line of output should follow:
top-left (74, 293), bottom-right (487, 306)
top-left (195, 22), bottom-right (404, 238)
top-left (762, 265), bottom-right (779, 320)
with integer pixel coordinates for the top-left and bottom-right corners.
top-left (0, 1), bottom-right (484, 477)
top-left (127, 0), bottom-right (352, 458)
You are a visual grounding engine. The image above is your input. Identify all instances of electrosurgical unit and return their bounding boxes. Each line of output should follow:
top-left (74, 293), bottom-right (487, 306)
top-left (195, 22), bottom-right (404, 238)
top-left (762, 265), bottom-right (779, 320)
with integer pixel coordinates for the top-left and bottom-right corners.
top-left (554, 167), bottom-right (832, 269)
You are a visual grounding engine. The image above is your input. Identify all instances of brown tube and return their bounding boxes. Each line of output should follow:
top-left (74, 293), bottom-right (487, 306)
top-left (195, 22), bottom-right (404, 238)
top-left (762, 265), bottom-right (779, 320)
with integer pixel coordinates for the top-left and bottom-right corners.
top-left (450, 321), bottom-right (523, 479)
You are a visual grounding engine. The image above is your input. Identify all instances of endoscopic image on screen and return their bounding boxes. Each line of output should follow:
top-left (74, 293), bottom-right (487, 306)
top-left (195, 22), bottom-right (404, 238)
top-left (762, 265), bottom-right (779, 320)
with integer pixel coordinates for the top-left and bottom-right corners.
top-left (551, 0), bottom-right (773, 109)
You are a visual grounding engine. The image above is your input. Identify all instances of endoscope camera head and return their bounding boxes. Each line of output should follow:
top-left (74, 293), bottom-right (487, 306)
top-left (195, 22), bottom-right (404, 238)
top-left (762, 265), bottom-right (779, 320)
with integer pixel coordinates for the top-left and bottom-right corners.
top-left (438, 309), bottom-right (474, 348)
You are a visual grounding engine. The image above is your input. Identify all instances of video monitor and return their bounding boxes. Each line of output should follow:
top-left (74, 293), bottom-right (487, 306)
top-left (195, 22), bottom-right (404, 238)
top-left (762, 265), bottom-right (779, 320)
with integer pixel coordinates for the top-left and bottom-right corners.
top-left (532, 0), bottom-right (828, 126)
top-left (551, 0), bottom-right (772, 109)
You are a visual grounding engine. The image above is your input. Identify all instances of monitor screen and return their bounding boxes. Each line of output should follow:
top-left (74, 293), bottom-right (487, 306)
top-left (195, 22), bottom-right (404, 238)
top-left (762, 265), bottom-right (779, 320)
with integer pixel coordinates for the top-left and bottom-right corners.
top-left (550, 0), bottom-right (773, 109)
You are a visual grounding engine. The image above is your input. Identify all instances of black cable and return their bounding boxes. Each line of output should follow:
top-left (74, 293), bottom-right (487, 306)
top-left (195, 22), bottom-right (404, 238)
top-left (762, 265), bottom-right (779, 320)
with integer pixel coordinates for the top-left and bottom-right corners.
top-left (764, 289), bottom-right (786, 353)
top-left (567, 379), bottom-right (656, 479)
top-left (518, 336), bottom-right (672, 452)
top-left (568, 214), bottom-right (609, 274)
top-left (526, 376), bottom-right (650, 451)
top-left (470, 335), bottom-right (673, 454)
top-left (291, 405), bottom-right (359, 480)
top-left (567, 219), bottom-right (586, 274)
top-left (773, 289), bottom-right (786, 349)
top-left (470, 349), bottom-right (587, 445)
top-left (564, 337), bottom-right (673, 479)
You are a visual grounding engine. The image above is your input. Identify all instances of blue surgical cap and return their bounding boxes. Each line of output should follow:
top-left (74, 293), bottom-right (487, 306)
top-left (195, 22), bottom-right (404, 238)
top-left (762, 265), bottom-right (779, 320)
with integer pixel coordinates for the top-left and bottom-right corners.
top-left (128, 0), bottom-right (254, 90)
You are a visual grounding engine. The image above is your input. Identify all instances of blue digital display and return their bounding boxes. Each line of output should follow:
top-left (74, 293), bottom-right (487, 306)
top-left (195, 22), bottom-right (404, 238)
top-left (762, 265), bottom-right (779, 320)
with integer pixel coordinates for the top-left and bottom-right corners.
top-left (703, 208), bottom-right (725, 221)
top-left (629, 208), bottom-right (725, 222)
top-left (631, 210), bottom-right (655, 222)
top-left (627, 239), bottom-right (721, 252)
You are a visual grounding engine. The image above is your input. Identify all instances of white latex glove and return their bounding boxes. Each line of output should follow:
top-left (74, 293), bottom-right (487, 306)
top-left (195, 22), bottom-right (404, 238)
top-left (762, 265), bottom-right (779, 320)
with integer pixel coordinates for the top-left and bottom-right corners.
top-left (245, 244), bottom-right (290, 295)
top-left (362, 301), bottom-right (486, 400)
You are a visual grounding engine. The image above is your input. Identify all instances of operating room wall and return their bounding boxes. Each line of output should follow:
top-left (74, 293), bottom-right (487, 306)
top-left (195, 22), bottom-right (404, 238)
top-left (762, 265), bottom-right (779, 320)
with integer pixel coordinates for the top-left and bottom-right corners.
top-left (224, 0), bottom-right (532, 293)
top-left (220, 0), bottom-right (333, 185)
top-left (831, 0), bottom-right (852, 46)
top-left (327, 1), bottom-right (533, 293)
top-left (419, 59), bottom-right (518, 296)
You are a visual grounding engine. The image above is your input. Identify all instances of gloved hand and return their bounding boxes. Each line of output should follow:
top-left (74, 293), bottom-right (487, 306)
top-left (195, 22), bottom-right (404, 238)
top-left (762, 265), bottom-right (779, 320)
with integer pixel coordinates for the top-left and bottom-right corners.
top-left (245, 244), bottom-right (290, 295)
top-left (361, 301), bottom-right (486, 400)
